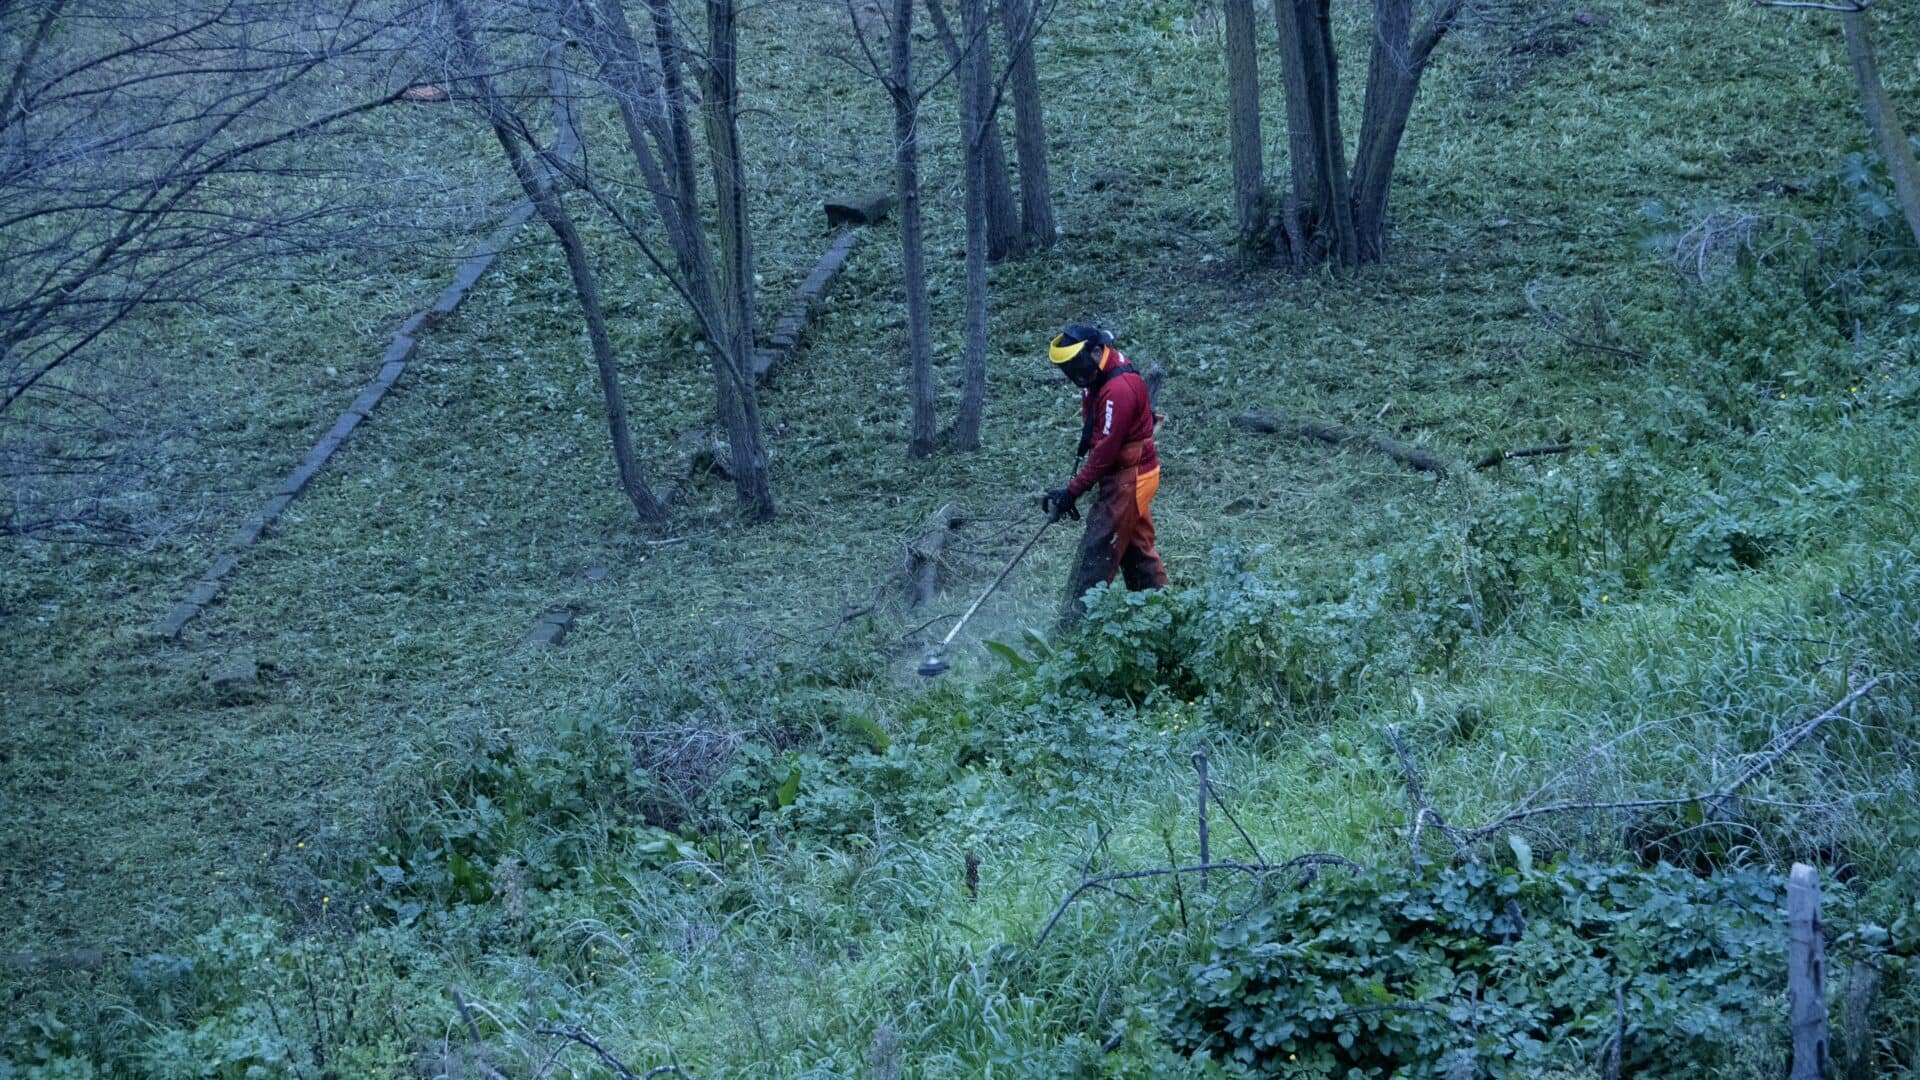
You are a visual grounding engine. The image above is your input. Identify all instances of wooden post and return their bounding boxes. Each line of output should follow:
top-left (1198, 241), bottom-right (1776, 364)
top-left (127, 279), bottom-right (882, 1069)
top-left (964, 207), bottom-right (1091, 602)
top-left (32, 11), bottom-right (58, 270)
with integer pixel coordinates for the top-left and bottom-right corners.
top-left (1788, 862), bottom-right (1829, 1080)
top-left (1839, 958), bottom-right (1881, 1080)
top-left (1192, 750), bottom-right (1210, 891)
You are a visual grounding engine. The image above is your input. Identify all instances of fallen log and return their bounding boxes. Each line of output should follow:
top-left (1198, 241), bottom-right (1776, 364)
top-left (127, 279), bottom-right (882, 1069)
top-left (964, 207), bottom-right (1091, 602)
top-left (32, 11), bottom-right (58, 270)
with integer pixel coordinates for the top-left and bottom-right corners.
top-left (903, 503), bottom-right (963, 607)
top-left (823, 193), bottom-right (894, 229)
top-left (1231, 411), bottom-right (1453, 476)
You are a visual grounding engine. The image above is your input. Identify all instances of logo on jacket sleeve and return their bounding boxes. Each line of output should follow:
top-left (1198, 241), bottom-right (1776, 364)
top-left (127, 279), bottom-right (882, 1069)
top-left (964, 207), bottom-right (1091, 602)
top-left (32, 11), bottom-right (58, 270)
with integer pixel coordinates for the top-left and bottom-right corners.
top-left (1102, 400), bottom-right (1114, 435)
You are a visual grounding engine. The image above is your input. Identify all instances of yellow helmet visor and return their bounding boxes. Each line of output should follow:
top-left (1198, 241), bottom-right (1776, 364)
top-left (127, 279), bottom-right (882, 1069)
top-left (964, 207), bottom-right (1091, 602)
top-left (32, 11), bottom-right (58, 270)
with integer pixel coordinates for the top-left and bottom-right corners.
top-left (1049, 335), bottom-right (1088, 365)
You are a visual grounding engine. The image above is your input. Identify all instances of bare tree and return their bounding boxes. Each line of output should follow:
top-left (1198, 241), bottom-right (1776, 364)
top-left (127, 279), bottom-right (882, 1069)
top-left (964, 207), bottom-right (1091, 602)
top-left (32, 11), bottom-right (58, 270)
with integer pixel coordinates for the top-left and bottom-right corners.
top-left (841, 0), bottom-right (962, 457)
top-left (1263, 0), bottom-right (1465, 265)
top-left (1754, 1), bottom-right (1919, 248)
top-left (552, 0), bottom-right (776, 520)
top-left (446, 0), bottom-right (668, 524)
top-left (951, 0), bottom-right (993, 450)
top-left (0, 1), bottom-right (428, 540)
top-left (440, 0), bottom-right (775, 519)
top-left (925, 0), bottom-right (1022, 262)
top-left (848, 0), bottom-right (1049, 453)
top-left (1223, 0), bottom-right (1266, 245)
top-left (924, 0), bottom-right (1057, 450)
top-left (894, 0), bottom-right (941, 458)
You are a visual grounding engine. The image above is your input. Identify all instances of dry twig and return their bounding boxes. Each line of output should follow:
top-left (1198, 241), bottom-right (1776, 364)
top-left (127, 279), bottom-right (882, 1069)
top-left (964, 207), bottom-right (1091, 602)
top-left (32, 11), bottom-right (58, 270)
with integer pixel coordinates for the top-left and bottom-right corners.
top-left (1754, 0), bottom-right (1869, 10)
top-left (1525, 283), bottom-right (1650, 364)
top-left (535, 1026), bottom-right (691, 1079)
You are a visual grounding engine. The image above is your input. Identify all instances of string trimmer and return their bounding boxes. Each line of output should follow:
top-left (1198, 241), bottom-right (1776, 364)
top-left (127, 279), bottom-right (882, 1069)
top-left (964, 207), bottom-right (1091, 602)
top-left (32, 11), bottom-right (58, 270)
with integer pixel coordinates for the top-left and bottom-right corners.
top-left (917, 502), bottom-right (1074, 679)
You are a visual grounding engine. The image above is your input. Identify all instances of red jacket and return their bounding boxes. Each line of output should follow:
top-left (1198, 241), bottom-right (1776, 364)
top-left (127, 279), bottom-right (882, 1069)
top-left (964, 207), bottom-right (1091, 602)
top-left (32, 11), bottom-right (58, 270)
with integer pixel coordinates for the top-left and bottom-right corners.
top-left (1068, 350), bottom-right (1158, 499)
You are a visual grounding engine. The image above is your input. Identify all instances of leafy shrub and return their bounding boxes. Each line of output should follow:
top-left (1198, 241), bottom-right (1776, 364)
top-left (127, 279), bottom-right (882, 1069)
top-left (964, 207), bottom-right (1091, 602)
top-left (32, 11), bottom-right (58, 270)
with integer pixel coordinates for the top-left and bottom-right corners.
top-left (1045, 549), bottom-right (1455, 721)
top-left (361, 710), bottom-right (686, 921)
top-left (1161, 859), bottom-right (1791, 1077)
top-left (1836, 140), bottom-right (1920, 251)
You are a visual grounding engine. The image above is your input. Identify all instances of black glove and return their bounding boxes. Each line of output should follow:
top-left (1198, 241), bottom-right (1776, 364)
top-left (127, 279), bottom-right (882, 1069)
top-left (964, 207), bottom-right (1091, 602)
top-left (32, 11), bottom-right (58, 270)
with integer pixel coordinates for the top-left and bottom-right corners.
top-left (1041, 487), bottom-right (1080, 522)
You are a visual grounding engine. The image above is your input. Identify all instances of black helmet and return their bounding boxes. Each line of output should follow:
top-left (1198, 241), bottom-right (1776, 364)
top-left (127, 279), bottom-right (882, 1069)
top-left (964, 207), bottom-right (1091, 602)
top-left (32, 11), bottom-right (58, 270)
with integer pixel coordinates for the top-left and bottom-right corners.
top-left (1049, 324), bottom-right (1113, 387)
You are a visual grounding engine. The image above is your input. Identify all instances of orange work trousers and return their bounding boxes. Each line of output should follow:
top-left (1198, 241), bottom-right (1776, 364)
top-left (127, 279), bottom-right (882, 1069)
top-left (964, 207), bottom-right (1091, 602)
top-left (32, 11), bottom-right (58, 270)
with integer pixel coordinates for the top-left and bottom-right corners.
top-left (1062, 457), bottom-right (1167, 627)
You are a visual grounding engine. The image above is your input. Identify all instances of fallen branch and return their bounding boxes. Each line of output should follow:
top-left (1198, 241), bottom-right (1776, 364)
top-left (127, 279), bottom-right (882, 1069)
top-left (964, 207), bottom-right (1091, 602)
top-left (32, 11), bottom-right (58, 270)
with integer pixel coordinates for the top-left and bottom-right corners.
top-left (1755, 0), bottom-right (1869, 9)
top-left (1385, 724), bottom-right (1477, 864)
top-left (450, 987), bottom-right (507, 1080)
top-left (536, 1026), bottom-right (691, 1079)
top-left (1474, 443), bottom-right (1576, 470)
top-left (1232, 412), bottom-right (1453, 476)
top-left (1462, 675), bottom-right (1885, 843)
top-left (1035, 854), bottom-right (1361, 946)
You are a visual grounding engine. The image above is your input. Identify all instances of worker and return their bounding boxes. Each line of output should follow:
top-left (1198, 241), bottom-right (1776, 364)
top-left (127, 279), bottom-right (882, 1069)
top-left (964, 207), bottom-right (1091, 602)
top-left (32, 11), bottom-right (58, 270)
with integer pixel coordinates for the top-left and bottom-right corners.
top-left (1040, 324), bottom-right (1167, 629)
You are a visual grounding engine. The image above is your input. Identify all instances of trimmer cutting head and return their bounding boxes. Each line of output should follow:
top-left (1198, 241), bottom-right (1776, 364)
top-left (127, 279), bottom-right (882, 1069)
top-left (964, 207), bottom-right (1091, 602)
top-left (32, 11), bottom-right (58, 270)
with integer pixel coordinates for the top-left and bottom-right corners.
top-left (917, 652), bottom-right (950, 678)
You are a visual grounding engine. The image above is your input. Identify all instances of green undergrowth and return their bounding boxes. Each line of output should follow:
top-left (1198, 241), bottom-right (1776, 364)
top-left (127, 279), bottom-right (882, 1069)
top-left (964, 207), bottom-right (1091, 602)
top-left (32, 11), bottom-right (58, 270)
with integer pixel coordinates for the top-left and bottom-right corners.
top-left (15, 269), bottom-right (1920, 1071)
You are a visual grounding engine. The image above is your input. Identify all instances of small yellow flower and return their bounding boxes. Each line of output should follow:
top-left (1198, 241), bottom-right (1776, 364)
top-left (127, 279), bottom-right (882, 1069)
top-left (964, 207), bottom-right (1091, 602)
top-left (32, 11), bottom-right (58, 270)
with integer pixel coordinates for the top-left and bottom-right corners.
top-left (1778, 393), bottom-right (1787, 400)
top-left (322, 896), bottom-right (331, 904)
top-left (296, 841), bottom-right (305, 849)
top-left (1601, 594), bottom-right (1610, 603)
top-left (1850, 386), bottom-right (1858, 394)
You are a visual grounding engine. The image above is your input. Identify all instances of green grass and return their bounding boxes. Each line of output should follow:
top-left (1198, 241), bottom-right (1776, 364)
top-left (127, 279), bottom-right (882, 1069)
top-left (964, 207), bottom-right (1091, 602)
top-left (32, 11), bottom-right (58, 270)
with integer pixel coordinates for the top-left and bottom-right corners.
top-left (5, 0), bottom-right (1920, 1073)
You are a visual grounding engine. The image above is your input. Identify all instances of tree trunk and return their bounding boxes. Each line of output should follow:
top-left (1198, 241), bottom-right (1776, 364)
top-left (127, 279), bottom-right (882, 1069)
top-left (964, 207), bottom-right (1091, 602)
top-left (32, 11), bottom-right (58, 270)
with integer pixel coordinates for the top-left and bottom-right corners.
top-left (1841, 7), bottom-right (1920, 250)
top-left (1265, 0), bottom-right (1458, 266)
top-left (1223, 0), bottom-right (1265, 245)
top-left (904, 502), bottom-right (961, 604)
top-left (953, 0), bottom-right (992, 450)
top-left (892, 0), bottom-right (938, 458)
top-left (698, 0), bottom-right (773, 519)
top-left (526, 170), bottom-right (670, 525)
top-left (927, 0), bottom-right (1022, 261)
top-left (1269, 0), bottom-right (1349, 263)
top-left (1000, 0), bottom-right (1055, 250)
top-left (449, 0), bottom-right (668, 525)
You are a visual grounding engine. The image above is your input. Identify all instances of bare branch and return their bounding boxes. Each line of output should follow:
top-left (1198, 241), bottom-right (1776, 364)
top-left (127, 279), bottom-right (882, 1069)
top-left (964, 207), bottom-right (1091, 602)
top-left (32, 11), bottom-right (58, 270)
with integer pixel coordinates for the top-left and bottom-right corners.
top-left (1462, 675), bottom-right (1887, 843)
top-left (1035, 854), bottom-right (1362, 947)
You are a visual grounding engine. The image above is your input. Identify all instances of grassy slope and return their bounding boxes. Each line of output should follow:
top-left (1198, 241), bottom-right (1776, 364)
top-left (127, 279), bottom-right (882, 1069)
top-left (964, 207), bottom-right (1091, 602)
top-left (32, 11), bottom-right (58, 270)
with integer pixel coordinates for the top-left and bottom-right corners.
top-left (4, 0), bottom-right (1918, 1071)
